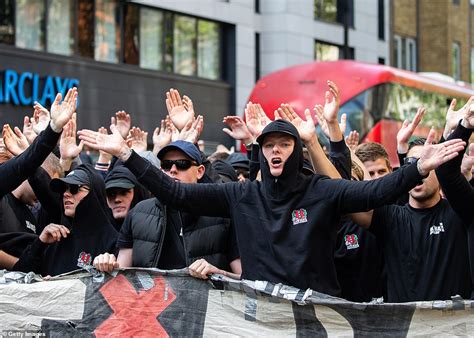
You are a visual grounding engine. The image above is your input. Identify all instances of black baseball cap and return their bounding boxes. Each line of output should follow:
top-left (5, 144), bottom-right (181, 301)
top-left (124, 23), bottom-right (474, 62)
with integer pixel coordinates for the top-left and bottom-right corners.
top-left (50, 167), bottom-right (90, 193)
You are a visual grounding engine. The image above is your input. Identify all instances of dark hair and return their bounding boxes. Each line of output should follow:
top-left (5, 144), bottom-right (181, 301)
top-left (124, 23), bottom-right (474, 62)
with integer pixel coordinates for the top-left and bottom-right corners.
top-left (408, 137), bottom-right (427, 151)
top-left (355, 142), bottom-right (392, 169)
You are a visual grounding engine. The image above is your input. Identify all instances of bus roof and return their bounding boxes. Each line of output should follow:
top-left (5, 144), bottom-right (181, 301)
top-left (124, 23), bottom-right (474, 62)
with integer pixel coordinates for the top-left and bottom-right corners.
top-left (248, 60), bottom-right (474, 117)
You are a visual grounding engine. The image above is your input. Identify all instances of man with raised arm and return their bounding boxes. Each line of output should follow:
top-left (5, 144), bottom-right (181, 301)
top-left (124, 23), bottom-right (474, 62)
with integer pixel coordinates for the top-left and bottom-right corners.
top-left (79, 101), bottom-right (464, 297)
top-left (0, 88), bottom-right (77, 198)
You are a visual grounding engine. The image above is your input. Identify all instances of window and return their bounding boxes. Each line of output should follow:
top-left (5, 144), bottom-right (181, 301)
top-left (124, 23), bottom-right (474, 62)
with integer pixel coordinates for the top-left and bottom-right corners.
top-left (174, 15), bottom-right (197, 76)
top-left (198, 20), bottom-right (220, 79)
top-left (315, 41), bottom-right (353, 61)
top-left (393, 35), bottom-right (417, 71)
top-left (314, 0), bottom-right (337, 21)
top-left (0, 0), bottom-right (14, 45)
top-left (15, 0), bottom-right (45, 51)
top-left (123, 4), bottom-right (139, 65)
top-left (452, 42), bottom-right (461, 80)
top-left (78, 0), bottom-right (94, 58)
top-left (471, 47), bottom-right (474, 84)
top-left (139, 7), bottom-right (163, 70)
top-left (378, 0), bottom-right (385, 40)
top-left (255, 32), bottom-right (261, 81)
top-left (378, 57), bottom-right (385, 65)
top-left (47, 0), bottom-right (74, 56)
top-left (315, 41), bottom-right (339, 61)
top-left (314, 0), bottom-right (354, 26)
top-left (406, 38), bottom-right (417, 71)
top-left (2, 2), bottom-right (224, 81)
top-left (95, 0), bottom-right (121, 63)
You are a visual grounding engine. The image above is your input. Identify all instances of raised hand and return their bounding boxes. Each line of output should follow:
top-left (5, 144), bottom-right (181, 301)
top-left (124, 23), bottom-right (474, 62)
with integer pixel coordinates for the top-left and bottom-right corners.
top-left (78, 124), bottom-right (129, 160)
top-left (22, 116), bottom-right (37, 144)
top-left (126, 126), bottom-right (148, 153)
top-left (166, 89), bottom-right (194, 131)
top-left (445, 97), bottom-right (473, 137)
top-left (245, 102), bottom-right (271, 140)
top-left (461, 143), bottom-right (474, 181)
top-left (276, 104), bottom-right (315, 143)
top-left (177, 115), bottom-right (204, 144)
top-left (417, 128), bottom-right (466, 176)
top-left (166, 116), bottom-right (180, 142)
top-left (111, 110), bottom-right (131, 139)
top-left (50, 87), bottom-right (77, 132)
top-left (345, 130), bottom-right (360, 151)
top-left (460, 100), bottom-right (474, 130)
top-left (32, 101), bottom-right (51, 134)
top-left (152, 119), bottom-right (172, 155)
top-left (93, 253), bottom-right (119, 273)
top-left (97, 127), bottom-right (113, 163)
top-left (39, 223), bottom-right (70, 244)
top-left (60, 114), bottom-right (83, 160)
top-left (397, 106), bottom-right (425, 153)
top-left (2, 124), bottom-right (29, 156)
top-left (323, 80), bottom-right (340, 124)
top-left (222, 115), bottom-right (253, 144)
top-left (314, 104), bottom-right (346, 141)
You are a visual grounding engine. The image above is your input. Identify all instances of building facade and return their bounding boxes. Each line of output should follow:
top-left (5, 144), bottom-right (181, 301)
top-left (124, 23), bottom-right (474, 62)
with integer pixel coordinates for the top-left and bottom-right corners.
top-left (392, 0), bottom-right (474, 83)
top-left (0, 0), bottom-right (389, 148)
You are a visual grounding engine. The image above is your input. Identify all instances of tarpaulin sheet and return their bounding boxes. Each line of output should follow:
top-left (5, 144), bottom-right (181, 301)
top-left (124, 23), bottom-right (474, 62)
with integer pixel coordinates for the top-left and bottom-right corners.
top-left (0, 268), bottom-right (473, 337)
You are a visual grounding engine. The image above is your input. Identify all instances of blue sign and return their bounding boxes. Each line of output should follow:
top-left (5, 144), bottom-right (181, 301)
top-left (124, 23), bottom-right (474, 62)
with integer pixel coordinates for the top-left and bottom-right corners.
top-left (0, 69), bottom-right (79, 107)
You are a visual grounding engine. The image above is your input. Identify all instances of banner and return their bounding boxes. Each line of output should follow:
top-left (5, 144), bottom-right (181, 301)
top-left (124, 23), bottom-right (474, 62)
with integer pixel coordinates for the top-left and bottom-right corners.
top-left (0, 269), bottom-right (473, 336)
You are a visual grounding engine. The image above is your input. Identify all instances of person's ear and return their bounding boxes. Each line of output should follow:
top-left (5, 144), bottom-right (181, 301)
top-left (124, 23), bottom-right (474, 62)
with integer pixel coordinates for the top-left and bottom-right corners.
top-left (196, 164), bottom-right (205, 179)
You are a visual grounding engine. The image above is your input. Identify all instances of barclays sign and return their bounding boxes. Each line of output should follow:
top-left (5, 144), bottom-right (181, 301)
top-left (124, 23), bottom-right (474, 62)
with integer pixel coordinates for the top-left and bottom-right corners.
top-left (0, 69), bottom-right (79, 107)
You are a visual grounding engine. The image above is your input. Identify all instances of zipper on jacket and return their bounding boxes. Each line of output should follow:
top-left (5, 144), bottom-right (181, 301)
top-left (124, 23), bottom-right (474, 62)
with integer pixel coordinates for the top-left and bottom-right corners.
top-left (152, 205), bottom-right (167, 268)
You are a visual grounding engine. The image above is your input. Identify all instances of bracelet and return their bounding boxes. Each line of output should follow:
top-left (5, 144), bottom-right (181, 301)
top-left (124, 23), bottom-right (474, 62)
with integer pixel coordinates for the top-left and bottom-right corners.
top-left (95, 162), bottom-right (110, 166)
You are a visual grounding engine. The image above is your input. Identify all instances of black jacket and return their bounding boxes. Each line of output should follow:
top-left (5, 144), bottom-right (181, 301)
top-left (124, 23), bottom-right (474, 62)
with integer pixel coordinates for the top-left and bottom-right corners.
top-left (0, 193), bottom-right (37, 234)
top-left (124, 120), bottom-right (426, 295)
top-left (0, 125), bottom-right (60, 199)
top-left (118, 197), bottom-right (238, 270)
top-left (14, 164), bottom-right (118, 276)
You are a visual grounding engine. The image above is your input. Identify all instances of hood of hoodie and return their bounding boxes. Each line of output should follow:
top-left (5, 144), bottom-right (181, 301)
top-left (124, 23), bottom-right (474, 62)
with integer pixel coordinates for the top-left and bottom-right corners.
top-left (43, 164), bottom-right (118, 276)
top-left (257, 120), bottom-right (306, 200)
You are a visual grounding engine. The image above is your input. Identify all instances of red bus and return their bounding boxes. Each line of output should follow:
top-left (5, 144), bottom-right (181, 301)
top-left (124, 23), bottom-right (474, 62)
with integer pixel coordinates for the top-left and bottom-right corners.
top-left (247, 60), bottom-right (474, 165)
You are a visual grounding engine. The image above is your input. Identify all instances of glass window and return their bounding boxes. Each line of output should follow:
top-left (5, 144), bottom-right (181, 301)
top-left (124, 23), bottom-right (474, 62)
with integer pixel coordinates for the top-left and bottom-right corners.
top-left (452, 42), bottom-right (461, 80)
top-left (78, 0), bottom-right (94, 58)
top-left (393, 35), bottom-right (401, 68)
top-left (139, 7), bottom-right (163, 70)
top-left (378, 0), bottom-right (385, 40)
top-left (124, 4), bottom-right (139, 65)
top-left (0, 0), bottom-right (14, 45)
top-left (174, 15), bottom-right (197, 76)
top-left (47, 0), bottom-right (74, 56)
top-left (198, 20), bottom-right (220, 80)
top-left (471, 47), bottom-right (474, 84)
top-left (95, 0), bottom-right (121, 63)
top-left (314, 0), bottom-right (337, 21)
top-left (315, 41), bottom-right (340, 61)
top-left (15, 0), bottom-right (45, 51)
top-left (406, 38), bottom-right (417, 71)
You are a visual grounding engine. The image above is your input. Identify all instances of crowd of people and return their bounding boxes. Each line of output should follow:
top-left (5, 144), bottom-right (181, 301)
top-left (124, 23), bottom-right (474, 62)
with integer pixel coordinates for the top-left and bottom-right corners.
top-left (0, 81), bottom-right (473, 304)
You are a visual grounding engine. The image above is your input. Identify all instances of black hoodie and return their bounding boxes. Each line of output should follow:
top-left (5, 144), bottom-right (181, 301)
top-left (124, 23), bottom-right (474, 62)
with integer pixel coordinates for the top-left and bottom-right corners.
top-left (124, 120), bottom-right (426, 295)
top-left (14, 164), bottom-right (118, 276)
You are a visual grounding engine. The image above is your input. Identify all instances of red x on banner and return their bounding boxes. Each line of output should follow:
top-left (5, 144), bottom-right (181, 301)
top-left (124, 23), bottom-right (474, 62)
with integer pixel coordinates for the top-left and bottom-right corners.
top-left (94, 274), bottom-right (176, 336)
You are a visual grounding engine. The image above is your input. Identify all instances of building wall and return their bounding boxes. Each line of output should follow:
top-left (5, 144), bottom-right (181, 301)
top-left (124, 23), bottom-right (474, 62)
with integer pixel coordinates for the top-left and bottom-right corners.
top-left (393, 0), bottom-right (473, 82)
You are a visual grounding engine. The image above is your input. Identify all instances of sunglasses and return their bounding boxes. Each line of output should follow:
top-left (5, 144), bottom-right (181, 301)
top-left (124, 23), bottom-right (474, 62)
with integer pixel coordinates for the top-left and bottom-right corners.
top-left (403, 156), bottom-right (419, 165)
top-left (60, 184), bottom-right (90, 195)
top-left (161, 159), bottom-right (198, 171)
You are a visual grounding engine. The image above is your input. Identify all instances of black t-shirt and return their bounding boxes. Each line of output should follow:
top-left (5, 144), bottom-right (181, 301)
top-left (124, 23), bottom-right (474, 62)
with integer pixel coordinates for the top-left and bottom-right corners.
top-left (370, 199), bottom-right (472, 302)
top-left (335, 219), bottom-right (386, 302)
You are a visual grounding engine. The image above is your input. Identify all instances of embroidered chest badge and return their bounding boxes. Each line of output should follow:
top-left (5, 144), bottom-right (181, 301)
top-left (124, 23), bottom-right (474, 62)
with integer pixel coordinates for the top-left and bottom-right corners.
top-left (291, 208), bottom-right (308, 225)
top-left (77, 251), bottom-right (92, 268)
top-left (429, 222), bottom-right (445, 235)
top-left (344, 234), bottom-right (360, 250)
